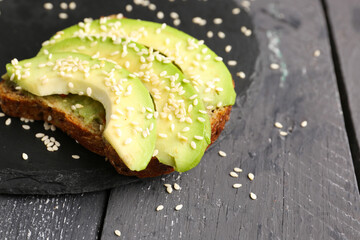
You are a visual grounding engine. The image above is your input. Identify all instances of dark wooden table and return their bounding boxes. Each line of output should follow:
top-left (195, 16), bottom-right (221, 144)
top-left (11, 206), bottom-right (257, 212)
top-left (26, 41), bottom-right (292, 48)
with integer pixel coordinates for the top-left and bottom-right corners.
top-left (1, 0), bottom-right (360, 239)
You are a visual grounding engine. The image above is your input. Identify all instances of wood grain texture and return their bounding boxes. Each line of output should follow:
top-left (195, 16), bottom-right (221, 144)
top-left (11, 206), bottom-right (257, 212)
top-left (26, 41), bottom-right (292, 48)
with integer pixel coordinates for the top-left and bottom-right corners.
top-left (0, 191), bottom-right (108, 240)
top-left (101, 0), bottom-right (360, 239)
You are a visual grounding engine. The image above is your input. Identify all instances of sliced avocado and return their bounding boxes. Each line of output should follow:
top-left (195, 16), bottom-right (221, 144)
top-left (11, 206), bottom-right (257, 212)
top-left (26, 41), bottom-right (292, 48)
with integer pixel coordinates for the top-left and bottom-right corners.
top-left (41, 37), bottom-right (211, 172)
top-left (6, 53), bottom-right (156, 171)
top-left (42, 17), bottom-right (236, 111)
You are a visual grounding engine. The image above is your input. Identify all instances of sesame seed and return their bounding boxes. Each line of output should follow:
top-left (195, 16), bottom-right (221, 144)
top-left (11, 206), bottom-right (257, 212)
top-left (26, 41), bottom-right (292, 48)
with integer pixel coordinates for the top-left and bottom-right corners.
top-left (279, 131), bottom-right (288, 136)
top-left (35, 133), bottom-right (45, 138)
top-left (274, 122), bottom-right (283, 129)
top-left (50, 125), bottom-right (56, 131)
top-left (191, 141), bottom-right (196, 149)
top-left (218, 150), bottom-right (227, 157)
top-left (234, 167), bottom-right (243, 173)
top-left (156, 205), bottom-right (164, 211)
top-left (22, 153), bottom-right (28, 160)
top-left (124, 138), bottom-right (132, 145)
top-left (215, 56), bottom-right (223, 62)
top-left (233, 183), bottom-right (242, 189)
top-left (230, 172), bottom-right (238, 178)
top-left (125, 4), bottom-right (133, 12)
top-left (72, 155), bottom-right (80, 159)
top-left (301, 120), bottom-right (308, 128)
top-left (5, 118), bottom-right (11, 126)
top-left (182, 127), bottom-right (190, 132)
top-left (225, 45), bottom-right (232, 53)
top-left (173, 19), bottom-right (181, 26)
top-left (22, 125), bottom-right (30, 130)
top-left (158, 133), bottom-right (168, 138)
top-left (69, 2), bottom-right (76, 10)
top-left (217, 31), bottom-right (226, 39)
top-left (194, 135), bottom-right (203, 140)
top-left (59, 12), bottom-right (68, 19)
top-left (197, 117), bottom-right (205, 122)
top-left (157, 11), bottom-right (164, 19)
top-left (153, 149), bottom-right (159, 157)
top-left (114, 230), bottom-right (121, 237)
top-left (250, 192), bottom-right (257, 200)
top-left (232, 8), bottom-right (241, 15)
top-left (213, 18), bottom-right (223, 24)
top-left (170, 12), bottom-right (179, 19)
top-left (236, 71), bottom-right (246, 79)
top-left (314, 50), bottom-right (321, 57)
top-left (149, 3), bottom-right (156, 10)
top-left (166, 187), bottom-right (173, 194)
top-left (270, 63), bottom-right (280, 70)
top-left (164, 183), bottom-right (171, 188)
top-left (174, 183), bottom-right (181, 190)
top-left (248, 173), bottom-right (255, 181)
top-left (68, 82), bottom-right (74, 88)
top-left (207, 31), bottom-right (213, 38)
top-left (0, 113), bottom-right (4, 117)
top-left (86, 87), bottom-right (92, 96)
top-left (228, 60), bottom-right (237, 66)
top-left (175, 204), bottom-right (183, 211)
top-left (43, 2), bottom-right (53, 10)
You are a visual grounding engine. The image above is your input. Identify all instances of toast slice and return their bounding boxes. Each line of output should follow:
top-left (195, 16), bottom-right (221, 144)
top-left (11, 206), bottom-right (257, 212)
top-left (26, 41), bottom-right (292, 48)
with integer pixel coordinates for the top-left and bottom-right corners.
top-left (0, 79), bottom-right (232, 178)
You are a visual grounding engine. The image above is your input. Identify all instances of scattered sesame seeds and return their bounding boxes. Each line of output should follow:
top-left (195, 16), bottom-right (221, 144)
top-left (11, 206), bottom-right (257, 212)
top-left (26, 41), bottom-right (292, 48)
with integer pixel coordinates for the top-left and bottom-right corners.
top-left (250, 192), bottom-right (257, 200)
top-left (279, 131), bottom-right (288, 137)
top-left (215, 56), bottom-right (223, 62)
top-left (248, 173), bottom-right (255, 181)
top-left (232, 7), bottom-right (241, 15)
top-left (69, 2), bottom-right (77, 10)
top-left (213, 18), bottom-right (223, 24)
top-left (125, 4), bottom-right (133, 12)
top-left (166, 186), bottom-right (173, 194)
top-left (170, 12), bottom-right (179, 19)
top-left (43, 2), bottom-right (53, 10)
top-left (228, 60), bottom-right (237, 66)
top-left (60, 2), bottom-right (68, 10)
top-left (59, 12), bottom-right (68, 19)
top-left (301, 120), bottom-right (308, 128)
top-left (206, 31), bottom-right (213, 38)
top-left (233, 183), bottom-right (242, 189)
top-left (35, 133), bottom-right (45, 138)
top-left (156, 205), bottom-right (164, 211)
top-left (72, 155), bottom-right (80, 159)
top-left (192, 17), bottom-right (206, 26)
top-left (22, 153), bottom-right (28, 160)
top-left (174, 183), bottom-right (181, 190)
top-left (274, 122), bottom-right (283, 129)
top-left (234, 167), bottom-right (243, 173)
top-left (218, 150), bottom-right (227, 157)
top-left (175, 204), bottom-right (183, 211)
top-left (241, 26), bottom-right (252, 36)
top-left (270, 63), bottom-right (280, 70)
top-left (0, 112), bottom-right (4, 117)
top-left (148, 3), bottom-right (156, 11)
top-left (217, 31), bottom-right (226, 39)
top-left (230, 172), bottom-right (238, 178)
top-left (22, 125), bottom-right (30, 130)
top-left (5, 118), bottom-right (11, 126)
top-left (157, 11), bottom-right (164, 19)
top-left (114, 230), bottom-right (121, 237)
top-left (225, 45), bottom-right (232, 53)
top-left (173, 19), bottom-right (181, 26)
top-left (191, 141), bottom-right (197, 149)
top-left (236, 71), bottom-right (246, 79)
top-left (314, 50), bottom-right (321, 57)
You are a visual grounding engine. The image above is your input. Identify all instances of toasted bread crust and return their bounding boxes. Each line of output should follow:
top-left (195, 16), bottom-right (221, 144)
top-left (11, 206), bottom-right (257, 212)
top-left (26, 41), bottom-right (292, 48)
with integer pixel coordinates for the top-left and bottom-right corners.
top-left (0, 80), bottom-right (232, 177)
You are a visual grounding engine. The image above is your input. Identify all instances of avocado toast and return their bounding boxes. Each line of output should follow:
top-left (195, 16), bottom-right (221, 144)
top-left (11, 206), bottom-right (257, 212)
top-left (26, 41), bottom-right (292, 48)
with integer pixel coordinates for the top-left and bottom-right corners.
top-left (0, 16), bottom-right (235, 178)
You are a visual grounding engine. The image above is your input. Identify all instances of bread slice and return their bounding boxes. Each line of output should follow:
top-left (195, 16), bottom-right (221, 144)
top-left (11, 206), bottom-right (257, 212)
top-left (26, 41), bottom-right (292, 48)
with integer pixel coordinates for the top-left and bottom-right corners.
top-left (0, 79), bottom-right (232, 178)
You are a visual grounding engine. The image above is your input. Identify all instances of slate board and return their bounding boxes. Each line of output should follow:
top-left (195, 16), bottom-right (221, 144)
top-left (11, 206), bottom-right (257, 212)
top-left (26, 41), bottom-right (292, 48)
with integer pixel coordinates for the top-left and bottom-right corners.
top-left (0, 0), bottom-right (258, 195)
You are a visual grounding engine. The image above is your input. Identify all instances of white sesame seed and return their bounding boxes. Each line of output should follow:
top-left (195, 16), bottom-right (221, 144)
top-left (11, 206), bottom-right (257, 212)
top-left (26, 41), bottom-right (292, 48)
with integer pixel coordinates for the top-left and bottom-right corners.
top-left (218, 31), bottom-right (226, 39)
top-left (5, 118), bottom-right (11, 126)
top-left (279, 131), bottom-right (288, 136)
top-left (60, 2), bottom-right (68, 9)
top-left (270, 63), bottom-right (280, 70)
top-left (50, 125), bottom-right (56, 131)
top-left (44, 2), bottom-right (53, 10)
top-left (232, 8), bottom-right (241, 15)
top-left (228, 60), bottom-right (237, 66)
top-left (124, 138), bottom-right (132, 145)
top-left (213, 18), bottom-right (223, 24)
top-left (182, 127), bottom-right (190, 132)
top-left (250, 192), bottom-right (257, 200)
top-left (22, 125), bottom-right (30, 130)
top-left (207, 31), bottom-right (213, 38)
top-left (244, 29), bottom-right (252, 37)
top-left (59, 12), bottom-right (68, 19)
top-left (274, 122), bottom-right (283, 129)
top-left (234, 167), bottom-right (243, 173)
top-left (218, 150), bottom-right (227, 157)
top-left (164, 183), bottom-right (171, 188)
top-left (194, 135), bottom-right (204, 140)
top-left (170, 12), bottom-right (179, 19)
top-left (173, 19), bottom-right (181, 26)
top-left (174, 183), bottom-right (181, 190)
top-left (157, 11), bottom-right (164, 19)
top-left (175, 204), bottom-right (183, 211)
top-left (158, 133), bottom-right (168, 138)
top-left (68, 82), bottom-right (74, 88)
top-left (166, 187), bottom-right (173, 194)
top-left (314, 50), bottom-right (321, 57)
top-left (301, 120), bottom-right (308, 128)
top-left (225, 45), bottom-right (232, 53)
top-left (152, 149), bottom-right (159, 157)
top-left (35, 133), bottom-right (45, 138)
top-left (86, 87), bottom-right (92, 96)
top-left (72, 155), bottom-right (80, 159)
top-left (191, 141), bottom-right (196, 149)
top-left (0, 112), bottom-right (5, 117)
top-left (22, 153), bottom-right (28, 160)
top-left (148, 3), bottom-right (156, 11)
top-left (233, 183), bottom-right (242, 189)
top-left (125, 4), bottom-right (133, 12)
top-left (236, 71), bottom-right (246, 79)
top-left (156, 205), bottom-right (164, 211)
top-left (215, 56), bottom-right (223, 62)
top-left (69, 2), bottom-right (76, 10)
top-left (230, 172), bottom-right (239, 178)
top-left (248, 173), bottom-right (255, 181)
top-left (114, 230), bottom-right (121, 237)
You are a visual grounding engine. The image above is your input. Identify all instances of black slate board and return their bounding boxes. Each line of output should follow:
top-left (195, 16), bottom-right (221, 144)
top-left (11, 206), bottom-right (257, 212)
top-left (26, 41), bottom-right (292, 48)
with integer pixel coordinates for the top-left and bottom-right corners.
top-left (0, 0), bottom-right (258, 195)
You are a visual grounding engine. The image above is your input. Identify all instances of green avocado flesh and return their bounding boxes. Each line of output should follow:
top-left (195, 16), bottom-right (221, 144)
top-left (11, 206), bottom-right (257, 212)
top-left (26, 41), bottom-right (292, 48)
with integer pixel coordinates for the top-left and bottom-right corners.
top-left (42, 17), bottom-right (236, 111)
top-left (6, 53), bottom-right (157, 171)
top-left (39, 37), bottom-right (211, 172)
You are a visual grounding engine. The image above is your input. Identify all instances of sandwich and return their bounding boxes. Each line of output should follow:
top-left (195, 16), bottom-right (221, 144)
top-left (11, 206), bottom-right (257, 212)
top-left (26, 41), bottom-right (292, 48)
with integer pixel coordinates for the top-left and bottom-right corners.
top-left (0, 15), bottom-right (236, 178)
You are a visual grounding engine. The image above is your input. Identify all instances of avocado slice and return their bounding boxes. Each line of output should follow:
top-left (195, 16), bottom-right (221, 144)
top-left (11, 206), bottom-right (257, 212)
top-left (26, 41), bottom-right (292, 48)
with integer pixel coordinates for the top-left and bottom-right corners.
top-left (42, 17), bottom-right (236, 111)
top-left (40, 37), bottom-right (211, 172)
top-left (6, 53), bottom-right (157, 171)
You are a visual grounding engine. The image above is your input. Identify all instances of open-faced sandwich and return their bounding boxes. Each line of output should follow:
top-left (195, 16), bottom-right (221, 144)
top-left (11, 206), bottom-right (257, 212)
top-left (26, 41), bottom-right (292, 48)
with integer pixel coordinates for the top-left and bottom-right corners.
top-left (0, 15), bottom-right (236, 178)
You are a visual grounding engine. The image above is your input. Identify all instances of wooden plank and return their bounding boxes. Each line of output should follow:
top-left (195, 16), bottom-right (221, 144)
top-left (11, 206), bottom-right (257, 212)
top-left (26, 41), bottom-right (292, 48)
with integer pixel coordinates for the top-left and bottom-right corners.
top-left (101, 0), bottom-right (360, 239)
top-left (0, 191), bottom-right (108, 239)
top-left (324, 0), bottom-right (360, 182)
